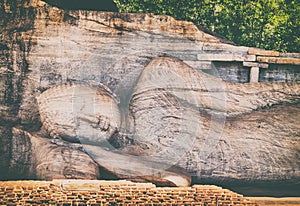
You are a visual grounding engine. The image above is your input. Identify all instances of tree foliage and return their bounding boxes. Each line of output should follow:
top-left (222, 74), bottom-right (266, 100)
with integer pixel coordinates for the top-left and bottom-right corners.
top-left (114, 0), bottom-right (300, 52)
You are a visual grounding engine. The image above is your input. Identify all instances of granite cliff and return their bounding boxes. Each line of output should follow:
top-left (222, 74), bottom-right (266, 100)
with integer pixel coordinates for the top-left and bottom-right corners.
top-left (0, 0), bottom-right (299, 189)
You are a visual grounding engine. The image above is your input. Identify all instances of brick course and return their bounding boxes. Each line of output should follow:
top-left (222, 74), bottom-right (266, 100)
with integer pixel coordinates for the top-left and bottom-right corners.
top-left (0, 180), bottom-right (257, 205)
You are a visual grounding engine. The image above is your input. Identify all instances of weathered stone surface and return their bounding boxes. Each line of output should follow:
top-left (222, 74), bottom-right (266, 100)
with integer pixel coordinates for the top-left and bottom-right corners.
top-left (197, 53), bottom-right (256, 62)
top-left (243, 61), bottom-right (269, 69)
top-left (0, 126), bottom-right (34, 180)
top-left (249, 66), bottom-right (260, 82)
top-left (37, 82), bottom-right (121, 143)
top-left (257, 56), bottom-right (300, 65)
top-left (259, 64), bottom-right (300, 82)
top-left (202, 42), bottom-right (249, 52)
top-left (248, 48), bottom-right (280, 57)
top-left (183, 60), bottom-right (212, 70)
top-left (279, 52), bottom-right (300, 58)
top-left (12, 128), bottom-right (100, 180)
top-left (0, 180), bottom-right (258, 205)
top-left (0, 0), bottom-right (299, 189)
top-left (248, 197), bottom-right (300, 205)
top-left (0, 126), bottom-right (12, 180)
top-left (189, 102), bottom-right (300, 180)
top-left (129, 57), bottom-right (300, 180)
top-left (0, 0), bottom-right (36, 125)
top-left (66, 11), bottom-right (222, 43)
top-left (81, 143), bottom-right (192, 187)
top-left (132, 57), bottom-right (299, 115)
top-left (212, 62), bottom-right (251, 83)
top-left (0, 126), bottom-right (99, 180)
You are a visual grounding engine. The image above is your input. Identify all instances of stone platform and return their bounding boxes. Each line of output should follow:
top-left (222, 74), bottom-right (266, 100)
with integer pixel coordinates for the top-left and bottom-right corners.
top-left (0, 180), bottom-right (257, 205)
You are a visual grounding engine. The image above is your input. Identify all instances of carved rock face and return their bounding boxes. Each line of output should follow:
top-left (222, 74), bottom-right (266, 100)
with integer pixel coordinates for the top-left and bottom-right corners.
top-left (33, 57), bottom-right (300, 185)
top-left (0, 0), bottom-right (299, 191)
top-left (35, 81), bottom-right (192, 186)
top-left (129, 57), bottom-right (300, 181)
top-left (37, 82), bottom-right (121, 144)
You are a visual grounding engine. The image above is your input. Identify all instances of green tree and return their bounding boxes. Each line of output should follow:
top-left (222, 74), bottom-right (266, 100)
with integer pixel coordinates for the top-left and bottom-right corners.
top-left (114, 0), bottom-right (300, 52)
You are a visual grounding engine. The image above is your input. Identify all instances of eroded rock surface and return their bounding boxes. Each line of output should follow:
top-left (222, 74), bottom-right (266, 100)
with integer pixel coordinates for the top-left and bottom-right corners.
top-left (0, 0), bottom-right (299, 188)
top-left (0, 127), bottom-right (99, 180)
top-left (37, 82), bottom-right (121, 143)
top-left (32, 57), bottom-right (299, 184)
top-left (129, 57), bottom-right (299, 180)
top-left (26, 128), bottom-right (100, 180)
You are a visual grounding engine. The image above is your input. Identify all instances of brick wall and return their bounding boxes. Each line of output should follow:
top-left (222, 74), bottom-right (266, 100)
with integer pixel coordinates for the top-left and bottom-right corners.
top-left (0, 180), bottom-right (257, 205)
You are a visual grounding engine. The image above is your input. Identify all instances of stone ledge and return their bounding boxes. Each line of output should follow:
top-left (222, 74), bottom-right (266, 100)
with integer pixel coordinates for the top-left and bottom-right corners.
top-left (248, 48), bottom-right (280, 57)
top-left (257, 56), bottom-right (300, 65)
top-left (247, 197), bottom-right (300, 206)
top-left (243, 61), bottom-right (269, 69)
top-left (197, 53), bottom-right (256, 62)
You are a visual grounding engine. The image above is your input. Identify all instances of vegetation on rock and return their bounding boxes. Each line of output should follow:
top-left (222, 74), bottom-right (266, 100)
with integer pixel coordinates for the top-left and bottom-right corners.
top-left (114, 0), bottom-right (300, 52)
